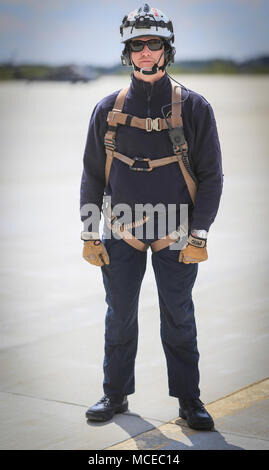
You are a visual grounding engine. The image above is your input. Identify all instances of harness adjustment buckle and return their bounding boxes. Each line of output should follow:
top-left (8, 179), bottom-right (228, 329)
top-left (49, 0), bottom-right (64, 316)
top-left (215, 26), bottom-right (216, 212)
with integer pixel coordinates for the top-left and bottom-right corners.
top-left (104, 137), bottom-right (116, 151)
top-left (146, 117), bottom-right (161, 132)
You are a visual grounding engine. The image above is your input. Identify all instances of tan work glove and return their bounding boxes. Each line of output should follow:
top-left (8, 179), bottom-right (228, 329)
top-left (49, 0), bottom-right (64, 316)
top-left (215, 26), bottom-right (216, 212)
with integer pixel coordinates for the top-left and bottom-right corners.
top-left (83, 239), bottom-right (110, 266)
top-left (179, 234), bottom-right (208, 264)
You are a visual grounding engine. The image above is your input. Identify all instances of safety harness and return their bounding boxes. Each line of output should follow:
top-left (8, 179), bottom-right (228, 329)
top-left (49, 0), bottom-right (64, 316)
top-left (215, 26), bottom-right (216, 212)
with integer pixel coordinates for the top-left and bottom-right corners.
top-left (103, 80), bottom-right (198, 253)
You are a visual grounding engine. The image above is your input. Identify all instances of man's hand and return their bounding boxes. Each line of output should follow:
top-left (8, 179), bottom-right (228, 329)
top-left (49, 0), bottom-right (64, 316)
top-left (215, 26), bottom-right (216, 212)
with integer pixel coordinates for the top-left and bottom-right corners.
top-left (179, 234), bottom-right (208, 264)
top-left (83, 240), bottom-right (110, 266)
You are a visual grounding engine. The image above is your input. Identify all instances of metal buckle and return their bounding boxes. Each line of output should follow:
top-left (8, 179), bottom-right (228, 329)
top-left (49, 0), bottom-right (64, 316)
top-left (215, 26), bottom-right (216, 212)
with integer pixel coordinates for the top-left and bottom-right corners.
top-left (146, 118), bottom-right (161, 132)
top-left (129, 157), bottom-right (153, 172)
top-left (146, 118), bottom-right (152, 132)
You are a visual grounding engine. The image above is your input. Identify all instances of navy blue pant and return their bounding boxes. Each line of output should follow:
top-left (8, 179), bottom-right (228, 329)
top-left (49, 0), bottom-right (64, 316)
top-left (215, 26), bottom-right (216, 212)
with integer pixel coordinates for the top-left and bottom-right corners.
top-left (101, 229), bottom-right (200, 400)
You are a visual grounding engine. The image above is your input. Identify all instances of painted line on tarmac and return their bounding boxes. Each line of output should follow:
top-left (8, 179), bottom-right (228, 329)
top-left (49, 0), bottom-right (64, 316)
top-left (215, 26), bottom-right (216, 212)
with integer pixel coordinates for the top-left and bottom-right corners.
top-left (105, 377), bottom-right (269, 450)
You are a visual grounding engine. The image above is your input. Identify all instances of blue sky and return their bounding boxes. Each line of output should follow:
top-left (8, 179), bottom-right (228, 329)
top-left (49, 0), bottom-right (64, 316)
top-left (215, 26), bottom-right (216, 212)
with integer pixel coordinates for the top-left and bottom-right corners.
top-left (0, 0), bottom-right (268, 65)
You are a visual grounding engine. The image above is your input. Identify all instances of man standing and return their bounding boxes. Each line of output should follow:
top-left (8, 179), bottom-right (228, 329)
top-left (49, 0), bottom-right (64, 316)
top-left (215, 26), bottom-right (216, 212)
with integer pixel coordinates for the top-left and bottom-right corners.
top-left (80, 4), bottom-right (223, 431)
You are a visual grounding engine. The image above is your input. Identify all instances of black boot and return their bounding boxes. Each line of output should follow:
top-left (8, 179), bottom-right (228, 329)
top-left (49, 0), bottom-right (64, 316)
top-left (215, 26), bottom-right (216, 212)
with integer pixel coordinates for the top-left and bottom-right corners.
top-left (85, 394), bottom-right (128, 422)
top-left (178, 398), bottom-right (214, 431)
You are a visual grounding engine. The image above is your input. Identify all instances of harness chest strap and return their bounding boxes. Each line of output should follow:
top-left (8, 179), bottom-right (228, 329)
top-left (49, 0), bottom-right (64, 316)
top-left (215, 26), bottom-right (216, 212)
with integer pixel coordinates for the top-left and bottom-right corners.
top-left (107, 110), bottom-right (173, 131)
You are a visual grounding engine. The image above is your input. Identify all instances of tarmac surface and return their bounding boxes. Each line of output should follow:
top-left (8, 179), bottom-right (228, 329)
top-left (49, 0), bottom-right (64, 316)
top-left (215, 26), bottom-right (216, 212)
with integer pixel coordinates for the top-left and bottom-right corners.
top-left (107, 379), bottom-right (269, 450)
top-left (0, 75), bottom-right (268, 450)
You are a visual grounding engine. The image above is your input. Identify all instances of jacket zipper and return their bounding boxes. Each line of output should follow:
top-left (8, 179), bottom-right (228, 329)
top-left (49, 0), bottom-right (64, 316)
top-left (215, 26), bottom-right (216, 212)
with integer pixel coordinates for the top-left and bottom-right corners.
top-left (145, 82), bottom-right (155, 116)
top-left (147, 94), bottom-right (151, 116)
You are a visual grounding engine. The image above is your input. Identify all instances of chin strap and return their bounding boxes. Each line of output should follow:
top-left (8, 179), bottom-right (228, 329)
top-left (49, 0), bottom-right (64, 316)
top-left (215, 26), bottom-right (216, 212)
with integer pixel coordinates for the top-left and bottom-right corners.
top-left (132, 51), bottom-right (165, 75)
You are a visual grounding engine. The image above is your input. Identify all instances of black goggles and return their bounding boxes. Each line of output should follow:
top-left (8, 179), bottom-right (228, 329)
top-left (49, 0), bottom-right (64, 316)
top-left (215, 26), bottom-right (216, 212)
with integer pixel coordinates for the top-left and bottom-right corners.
top-left (129, 38), bottom-right (164, 52)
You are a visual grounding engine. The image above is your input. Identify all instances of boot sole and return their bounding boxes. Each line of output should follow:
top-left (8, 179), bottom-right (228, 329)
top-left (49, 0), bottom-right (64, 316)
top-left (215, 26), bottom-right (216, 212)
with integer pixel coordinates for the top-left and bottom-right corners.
top-left (85, 402), bottom-right (128, 422)
top-left (179, 409), bottom-right (214, 431)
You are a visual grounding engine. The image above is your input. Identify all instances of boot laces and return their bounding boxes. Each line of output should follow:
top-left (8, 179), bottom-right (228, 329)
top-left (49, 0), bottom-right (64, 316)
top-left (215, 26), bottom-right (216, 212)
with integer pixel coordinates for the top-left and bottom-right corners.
top-left (98, 395), bottom-right (112, 407)
top-left (98, 394), bottom-right (124, 407)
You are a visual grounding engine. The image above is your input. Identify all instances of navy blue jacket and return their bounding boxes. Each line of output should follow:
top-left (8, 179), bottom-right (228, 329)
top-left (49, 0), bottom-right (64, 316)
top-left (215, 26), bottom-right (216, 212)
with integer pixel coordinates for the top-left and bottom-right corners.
top-left (80, 72), bottom-right (223, 232)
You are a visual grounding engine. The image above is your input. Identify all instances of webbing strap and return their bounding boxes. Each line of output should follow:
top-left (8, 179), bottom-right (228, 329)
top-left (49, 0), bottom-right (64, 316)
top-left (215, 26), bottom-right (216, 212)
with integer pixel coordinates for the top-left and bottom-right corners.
top-left (114, 87), bottom-right (129, 111)
top-left (149, 154), bottom-right (182, 168)
top-left (113, 151), bottom-right (181, 168)
top-left (104, 87), bottom-right (129, 186)
top-left (105, 217), bottom-right (150, 252)
top-left (105, 219), bottom-right (181, 253)
top-left (171, 84), bottom-right (183, 127)
top-left (107, 111), bottom-right (173, 131)
top-left (113, 228), bottom-right (149, 252)
top-left (105, 212), bottom-right (180, 253)
top-left (171, 84), bottom-right (197, 205)
top-left (178, 159), bottom-right (197, 205)
top-left (150, 233), bottom-right (180, 252)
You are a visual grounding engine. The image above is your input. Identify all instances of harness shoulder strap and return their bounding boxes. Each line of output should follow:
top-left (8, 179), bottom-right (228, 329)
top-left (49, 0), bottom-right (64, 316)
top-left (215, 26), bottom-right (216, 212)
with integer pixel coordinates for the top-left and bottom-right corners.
top-left (113, 87), bottom-right (129, 111)
top-left (171, 83), bottom-right (197, 205)
top-left (171, 83), bottom-right (182, 127)
top-left (104, 87), bottom-right (129, 186)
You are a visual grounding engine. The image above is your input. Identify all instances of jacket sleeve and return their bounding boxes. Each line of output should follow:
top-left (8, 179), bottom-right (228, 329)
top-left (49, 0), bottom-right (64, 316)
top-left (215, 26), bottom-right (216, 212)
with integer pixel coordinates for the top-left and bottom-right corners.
top-left (80, 102), bottom-right (107, 233)
top-left (190, 100), bottom-right (223, 232)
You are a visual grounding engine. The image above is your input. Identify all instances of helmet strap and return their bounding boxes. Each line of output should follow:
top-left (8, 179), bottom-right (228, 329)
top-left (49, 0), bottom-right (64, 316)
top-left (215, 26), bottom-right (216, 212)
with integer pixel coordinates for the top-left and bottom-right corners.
top-left (132, 50), bottom-right (165, 75)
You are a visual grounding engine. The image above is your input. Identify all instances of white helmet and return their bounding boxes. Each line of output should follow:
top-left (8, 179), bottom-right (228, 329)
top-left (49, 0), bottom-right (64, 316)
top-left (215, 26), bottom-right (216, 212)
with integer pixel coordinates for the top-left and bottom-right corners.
top-left (120, 3), bottom-right (176, 74)
top-left (120, 3), bottom-right (174, 44)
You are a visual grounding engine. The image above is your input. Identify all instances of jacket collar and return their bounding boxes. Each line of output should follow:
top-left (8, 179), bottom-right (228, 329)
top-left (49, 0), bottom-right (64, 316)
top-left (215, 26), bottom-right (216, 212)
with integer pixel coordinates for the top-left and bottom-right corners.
top-left (129, 71), bottom-right (171, 98)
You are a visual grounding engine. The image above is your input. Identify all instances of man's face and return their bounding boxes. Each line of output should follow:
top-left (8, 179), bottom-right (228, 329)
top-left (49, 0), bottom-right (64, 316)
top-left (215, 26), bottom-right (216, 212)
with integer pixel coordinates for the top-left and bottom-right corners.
top-left (129, 35), bottom-right (165, 69)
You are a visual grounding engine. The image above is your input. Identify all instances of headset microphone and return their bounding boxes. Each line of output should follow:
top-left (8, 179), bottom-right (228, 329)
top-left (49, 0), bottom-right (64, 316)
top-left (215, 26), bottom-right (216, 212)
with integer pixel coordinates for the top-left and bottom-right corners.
top-left (133, 50), bottom-right (165, 76)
